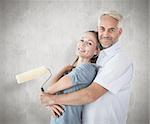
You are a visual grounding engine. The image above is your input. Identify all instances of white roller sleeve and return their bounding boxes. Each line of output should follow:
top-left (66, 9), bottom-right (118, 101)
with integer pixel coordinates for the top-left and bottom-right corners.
top-left (16, 66), bottom-right (50, 84)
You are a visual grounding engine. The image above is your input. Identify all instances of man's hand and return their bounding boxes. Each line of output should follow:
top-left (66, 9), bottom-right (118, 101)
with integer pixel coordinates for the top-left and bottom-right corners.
top-left (40, 92), bottom-right (55, 106)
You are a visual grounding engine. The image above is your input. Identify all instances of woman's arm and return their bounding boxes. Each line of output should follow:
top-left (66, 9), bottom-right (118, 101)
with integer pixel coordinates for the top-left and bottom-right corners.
top-left (48, 65), bottom-right (73, 85)
top-left (47, 75), bottom-right (73, 94)
top-left (47, 65), bottom-right (73, 94)
top-left (47, 64), bottom-right (97, 94)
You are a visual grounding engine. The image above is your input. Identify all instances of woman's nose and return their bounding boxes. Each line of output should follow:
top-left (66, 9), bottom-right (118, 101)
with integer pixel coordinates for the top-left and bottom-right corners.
top-left (81, 41), bottom-right (87, 46)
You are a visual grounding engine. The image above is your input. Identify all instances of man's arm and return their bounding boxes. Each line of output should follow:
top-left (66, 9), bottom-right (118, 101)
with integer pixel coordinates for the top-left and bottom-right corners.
top-left (41, 82), bottom-right (107, 106)
top-left (40, 83), bottom-right (107, 118)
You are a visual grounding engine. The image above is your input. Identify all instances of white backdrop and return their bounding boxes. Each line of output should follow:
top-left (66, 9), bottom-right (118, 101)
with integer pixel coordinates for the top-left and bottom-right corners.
top-left (0, 0), bottom-right (148, 124)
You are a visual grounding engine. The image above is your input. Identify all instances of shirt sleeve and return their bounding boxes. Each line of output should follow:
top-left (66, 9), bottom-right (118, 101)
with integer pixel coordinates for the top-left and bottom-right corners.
top-left (94, 54), bottom-right (133, 94)
top-left (66, 64), bottom-right (98, 87)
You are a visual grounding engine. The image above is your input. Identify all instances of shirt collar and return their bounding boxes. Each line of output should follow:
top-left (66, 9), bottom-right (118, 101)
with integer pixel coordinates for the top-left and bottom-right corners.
top-left (102, 41), bottom-right (122, 57)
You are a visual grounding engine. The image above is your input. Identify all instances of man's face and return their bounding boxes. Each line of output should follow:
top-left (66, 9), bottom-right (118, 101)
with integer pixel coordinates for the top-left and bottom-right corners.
top-left (97, 15), bottom-right (122, 48)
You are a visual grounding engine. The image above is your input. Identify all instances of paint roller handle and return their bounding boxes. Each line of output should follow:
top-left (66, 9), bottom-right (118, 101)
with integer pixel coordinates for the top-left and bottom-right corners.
top-left (40, 68), bottom-right (52, 92)
top-left (41, 87), bottom-right (45, 92)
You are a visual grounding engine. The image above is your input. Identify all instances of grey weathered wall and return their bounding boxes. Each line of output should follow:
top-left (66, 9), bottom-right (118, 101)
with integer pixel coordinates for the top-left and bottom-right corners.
top-left (148, 1), bottom-right (150, 123)
top-left (0, 0), bottom-right (148, 124)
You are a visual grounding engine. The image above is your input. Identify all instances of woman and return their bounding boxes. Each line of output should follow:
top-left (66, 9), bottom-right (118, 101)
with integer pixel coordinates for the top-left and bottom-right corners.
top-left (40, 31), bottom-right (103, 124)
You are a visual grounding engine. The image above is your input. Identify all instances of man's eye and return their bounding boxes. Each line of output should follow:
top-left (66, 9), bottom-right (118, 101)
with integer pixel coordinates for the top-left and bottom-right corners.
top-left (98, 27), bottom-right (104, 32)
top-left (80, 40), bottom-right (84, 42)
top-left (100, 28), bottom-right (104, 31)
top-left (110, 29), bottom-right (115, 32)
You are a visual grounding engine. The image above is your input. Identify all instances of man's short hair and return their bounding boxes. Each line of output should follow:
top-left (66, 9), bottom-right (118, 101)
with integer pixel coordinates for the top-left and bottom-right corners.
top-left (101, 10), bottom-right (123, 22)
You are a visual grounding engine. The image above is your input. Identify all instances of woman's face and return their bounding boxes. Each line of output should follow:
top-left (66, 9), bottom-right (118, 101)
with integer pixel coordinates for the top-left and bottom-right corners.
top-left (76, 32), bottom-right (99, 59)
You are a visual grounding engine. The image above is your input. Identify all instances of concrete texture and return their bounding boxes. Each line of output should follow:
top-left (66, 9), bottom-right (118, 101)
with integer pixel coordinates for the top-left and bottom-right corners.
top-left (148, 1), bottom-right (150, 123)
top-left (0, 0), bottom-right (149, 124)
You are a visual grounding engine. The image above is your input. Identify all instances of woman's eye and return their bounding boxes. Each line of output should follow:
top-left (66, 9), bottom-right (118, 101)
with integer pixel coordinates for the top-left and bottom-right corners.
top-left (88, 42), bottom-right (92, 45)
top-left (80, 40), bottom-right (84, 42)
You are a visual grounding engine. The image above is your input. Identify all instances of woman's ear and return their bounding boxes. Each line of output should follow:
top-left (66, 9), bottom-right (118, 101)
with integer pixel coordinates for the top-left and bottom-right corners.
top-left (119, 28), bottom-right (122, 35)
top-left (95, 47), bottom-right (100, 55)
top-left (94, 52), bottom-right (98, 56)
top-left (94, 50), bottom-right (99, 56)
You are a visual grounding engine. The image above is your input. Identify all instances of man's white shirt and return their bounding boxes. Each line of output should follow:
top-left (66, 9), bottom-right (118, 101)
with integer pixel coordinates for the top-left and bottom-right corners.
top-left (82, 41), bottom-right (133, 124)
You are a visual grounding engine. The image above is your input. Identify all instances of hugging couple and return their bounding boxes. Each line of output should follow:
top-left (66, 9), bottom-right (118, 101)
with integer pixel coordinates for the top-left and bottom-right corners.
top-left (40, 10), bottom-right (133, 124)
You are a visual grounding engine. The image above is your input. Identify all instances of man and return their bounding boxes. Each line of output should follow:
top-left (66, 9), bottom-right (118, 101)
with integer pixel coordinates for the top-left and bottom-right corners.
top-left (40, 10), bottom-right (133, 124)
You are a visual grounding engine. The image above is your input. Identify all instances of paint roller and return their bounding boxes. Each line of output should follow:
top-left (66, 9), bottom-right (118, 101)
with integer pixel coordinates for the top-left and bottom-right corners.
top-left (16, 66), bottom-right (52, 92)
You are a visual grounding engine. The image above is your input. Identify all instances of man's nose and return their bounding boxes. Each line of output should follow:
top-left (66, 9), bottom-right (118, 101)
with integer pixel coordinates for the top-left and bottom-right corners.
top-left (102, 31), bottom-right (109, 37)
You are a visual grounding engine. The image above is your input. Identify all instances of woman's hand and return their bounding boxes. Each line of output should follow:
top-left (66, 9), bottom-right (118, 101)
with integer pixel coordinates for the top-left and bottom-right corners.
top-left (40, 92), bottom-right (65, 117)
top-left (47, 105), bottom-right (65, 118)
top-left (61, 64), bottom-right (74, 73)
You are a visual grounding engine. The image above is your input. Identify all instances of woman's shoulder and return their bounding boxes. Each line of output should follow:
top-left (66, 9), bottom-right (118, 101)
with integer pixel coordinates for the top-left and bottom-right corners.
top-left (80, 63), bottom-right (98, 67)
top-left (76, 63), bottom-right (99, 73)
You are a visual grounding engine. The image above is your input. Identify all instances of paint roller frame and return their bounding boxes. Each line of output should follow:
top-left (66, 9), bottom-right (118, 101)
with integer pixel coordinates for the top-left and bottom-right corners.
top-left (40, 68), bottom-right (52, 92)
